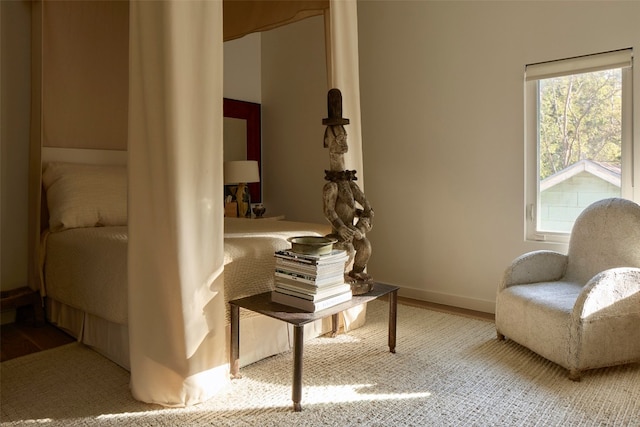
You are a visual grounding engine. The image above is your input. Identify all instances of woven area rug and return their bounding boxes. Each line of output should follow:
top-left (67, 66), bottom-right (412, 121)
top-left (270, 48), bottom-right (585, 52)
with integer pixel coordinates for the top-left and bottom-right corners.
top-left (2, 301), bottom-right (639, 426)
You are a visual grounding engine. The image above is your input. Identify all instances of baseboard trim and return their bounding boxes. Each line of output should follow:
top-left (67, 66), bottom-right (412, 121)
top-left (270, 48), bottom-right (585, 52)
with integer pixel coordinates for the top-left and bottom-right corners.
top-left (378, 282), bottom-right (496, 314)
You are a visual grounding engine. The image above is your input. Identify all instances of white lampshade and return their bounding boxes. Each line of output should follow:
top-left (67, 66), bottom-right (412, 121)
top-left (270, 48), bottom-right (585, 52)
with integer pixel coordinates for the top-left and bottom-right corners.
top-left (224, 160), bottom-right (260, 184)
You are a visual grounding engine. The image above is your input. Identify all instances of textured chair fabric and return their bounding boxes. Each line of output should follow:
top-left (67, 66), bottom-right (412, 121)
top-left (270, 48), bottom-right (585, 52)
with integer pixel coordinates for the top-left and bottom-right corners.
top-left (495, 198), bottom-right (640, 380)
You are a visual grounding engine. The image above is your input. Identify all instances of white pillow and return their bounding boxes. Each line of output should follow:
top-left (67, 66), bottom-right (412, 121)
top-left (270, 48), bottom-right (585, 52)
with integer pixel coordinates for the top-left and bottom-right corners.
top-left (42, 162), bottom-right (127, 231)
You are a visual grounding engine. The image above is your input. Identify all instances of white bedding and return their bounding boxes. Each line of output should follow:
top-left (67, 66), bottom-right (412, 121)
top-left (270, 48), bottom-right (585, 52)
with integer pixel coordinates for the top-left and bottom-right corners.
top-left (44, 226), bottom-right (128, 325)
top-left (38, 154), bottom-right (361, 372)
top-left (223, 218), bottom-right (331, 321)
top-left (44, 219), bottom-right (331, 324)
top-left (42, 218), bottom-right (334, 369)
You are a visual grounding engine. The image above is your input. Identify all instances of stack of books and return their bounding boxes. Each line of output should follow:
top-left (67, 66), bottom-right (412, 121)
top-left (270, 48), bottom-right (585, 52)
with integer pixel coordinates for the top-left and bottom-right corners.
top-left (271, 249), bottom-right (352, 312)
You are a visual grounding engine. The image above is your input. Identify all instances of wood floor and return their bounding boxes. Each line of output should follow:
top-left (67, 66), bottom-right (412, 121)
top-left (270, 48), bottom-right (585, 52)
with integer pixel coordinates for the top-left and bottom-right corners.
top-left (1, 289), bottom-right (75, 362)
top-left (1, 320), bottom-right (75, 362)
top-left (1, 297), bottom-right (493, 363)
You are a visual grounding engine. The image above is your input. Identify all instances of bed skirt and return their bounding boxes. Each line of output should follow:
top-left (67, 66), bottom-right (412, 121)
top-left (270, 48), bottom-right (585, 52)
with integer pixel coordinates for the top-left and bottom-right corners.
top-left (47, 298), bottom-right (130, 369)
top-left (46, 298), bottom-right (365, 372)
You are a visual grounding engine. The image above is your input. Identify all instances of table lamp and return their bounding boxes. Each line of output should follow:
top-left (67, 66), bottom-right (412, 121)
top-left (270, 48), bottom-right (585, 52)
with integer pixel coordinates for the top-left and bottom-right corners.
top-left (224, 160), bottom-right (260, 218)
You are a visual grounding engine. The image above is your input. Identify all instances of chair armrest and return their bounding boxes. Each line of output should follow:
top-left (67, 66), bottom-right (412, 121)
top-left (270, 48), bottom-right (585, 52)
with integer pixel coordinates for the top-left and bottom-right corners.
top-left (499, 250), bottom-right (568, 291)
top-left (574, 267), bottom-right (640, 319)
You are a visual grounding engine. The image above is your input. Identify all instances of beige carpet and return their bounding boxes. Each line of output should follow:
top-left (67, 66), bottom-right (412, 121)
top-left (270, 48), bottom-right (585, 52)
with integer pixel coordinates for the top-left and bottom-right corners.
top-left (2, 301), bottom-right (639, 426)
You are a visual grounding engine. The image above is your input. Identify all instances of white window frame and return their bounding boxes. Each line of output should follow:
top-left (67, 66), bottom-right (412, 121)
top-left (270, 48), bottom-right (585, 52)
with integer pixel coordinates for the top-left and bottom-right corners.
top-left (524, 49), bottom-right (636, 243)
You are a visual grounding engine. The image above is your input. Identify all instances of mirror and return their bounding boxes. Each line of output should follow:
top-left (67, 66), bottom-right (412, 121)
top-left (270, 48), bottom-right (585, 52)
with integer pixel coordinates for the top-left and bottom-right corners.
top-left (223, 98), bottom-right (261, 203)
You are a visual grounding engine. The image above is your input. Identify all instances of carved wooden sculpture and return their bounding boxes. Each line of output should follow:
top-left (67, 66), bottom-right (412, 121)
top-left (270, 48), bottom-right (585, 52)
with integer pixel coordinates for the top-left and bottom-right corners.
top-left (322, 89), bottom-right (374, 294)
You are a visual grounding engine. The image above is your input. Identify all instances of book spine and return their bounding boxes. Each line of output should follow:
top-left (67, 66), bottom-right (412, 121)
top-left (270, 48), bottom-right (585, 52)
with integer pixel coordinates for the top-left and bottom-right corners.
top-left (274, 271), bottom-right (344, 286)
top-left (274, 253), bottom-right (317, 265)
top-left (274, 278), bottom-right (319, 292)
top-left (275, 260), bottom-right (345, 275)
top-left (274, 283), bottom-right (351, 301)
top-left (275, 268), bottom-right (343, 281)
top-left (271, 291), bottom-right (315, 311)
top-left (271, 290), bottom-right (352, 312)
top-left (312, 291), bottom-right (352, 311)
top-left (275, 279), bottom-right (346, 294)
top-left (274, 287), bottom-right (317, 301)
top-left (274, 250), bottom-right (348, 265)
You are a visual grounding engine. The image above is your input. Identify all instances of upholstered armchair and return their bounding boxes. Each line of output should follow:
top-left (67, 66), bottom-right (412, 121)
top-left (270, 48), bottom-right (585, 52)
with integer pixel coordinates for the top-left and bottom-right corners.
top-left (495, 198), bottom-right (640, 380)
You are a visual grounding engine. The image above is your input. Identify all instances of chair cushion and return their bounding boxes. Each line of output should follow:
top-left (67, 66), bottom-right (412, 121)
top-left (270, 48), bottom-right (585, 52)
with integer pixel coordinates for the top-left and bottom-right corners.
top-left (495, 281), bottom-right (583, 368)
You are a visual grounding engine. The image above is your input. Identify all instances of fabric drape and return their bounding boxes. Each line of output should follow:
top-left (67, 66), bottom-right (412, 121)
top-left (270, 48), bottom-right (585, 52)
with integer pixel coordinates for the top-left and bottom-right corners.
top-left (28, 0), bottom-right (43, 295)
top-left (326, 0), bottom-right (367, 330)
top-left (223, 0), bottom-right (328, 42)
top-left (127, 0), bottom-right (227, 406)
top-left (325, 0), bottom-right (364, 184)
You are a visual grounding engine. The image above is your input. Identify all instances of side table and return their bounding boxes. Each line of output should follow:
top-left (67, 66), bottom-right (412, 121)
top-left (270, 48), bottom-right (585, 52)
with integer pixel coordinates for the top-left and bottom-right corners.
top-left (229, 282), bottom-right (399, 412)
top-left (0, 287), bottom-right (44, 326)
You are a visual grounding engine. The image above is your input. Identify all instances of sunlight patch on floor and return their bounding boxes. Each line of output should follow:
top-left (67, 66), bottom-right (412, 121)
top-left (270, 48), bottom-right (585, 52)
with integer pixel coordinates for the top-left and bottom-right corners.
top-left (302, 383), bottom-right (432, 405)
top-left (86, 381), bottom-right (432, 422)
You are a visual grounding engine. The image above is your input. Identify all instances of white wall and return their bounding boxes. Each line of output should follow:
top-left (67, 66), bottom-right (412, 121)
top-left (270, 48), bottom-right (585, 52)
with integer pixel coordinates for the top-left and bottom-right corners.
top-left (223, 32), bottom-right (262, 103)
top-left (355, 1), bottom-right (640, 312)
top-left (257, 1), bottom-right (640, 313)
top-left (261, 16), bottom-right (330, 224)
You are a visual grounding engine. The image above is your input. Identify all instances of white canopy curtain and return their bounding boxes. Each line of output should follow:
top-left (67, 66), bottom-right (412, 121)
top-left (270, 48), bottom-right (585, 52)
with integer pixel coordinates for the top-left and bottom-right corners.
top-left (324, 0), bottom-right (367, 329)
top-left (325, 0), bottom-right (364, 182)
top-left (127, 0), bottom-right (363, 406)
top-left (128, 1), bottom-right (227, 406)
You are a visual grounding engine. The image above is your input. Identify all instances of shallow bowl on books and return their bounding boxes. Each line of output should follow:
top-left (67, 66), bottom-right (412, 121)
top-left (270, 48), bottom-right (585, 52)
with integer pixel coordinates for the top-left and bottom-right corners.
top-left (287, 236), bottom-right (338, 255)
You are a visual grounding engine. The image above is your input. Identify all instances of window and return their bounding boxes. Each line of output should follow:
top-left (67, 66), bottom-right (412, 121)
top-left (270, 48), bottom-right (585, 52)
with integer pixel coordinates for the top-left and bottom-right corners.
top-left (525, 49), bottom-right (635, 243)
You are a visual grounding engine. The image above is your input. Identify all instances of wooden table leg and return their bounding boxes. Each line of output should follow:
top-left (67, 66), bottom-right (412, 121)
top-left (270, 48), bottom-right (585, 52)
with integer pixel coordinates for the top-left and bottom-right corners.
top-left (292, 325), bottom-right (304, 412)
top-left (230, 304), bottom-right (242, 378)
top-left (388, 289), bottom-right (397, 353)
top-left (331, 313), bottom-right (339, 337)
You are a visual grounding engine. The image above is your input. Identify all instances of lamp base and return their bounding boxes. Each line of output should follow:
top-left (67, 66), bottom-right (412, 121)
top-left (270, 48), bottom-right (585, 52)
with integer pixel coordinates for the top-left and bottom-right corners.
top-left (236, 183), bottom-right (251, 218)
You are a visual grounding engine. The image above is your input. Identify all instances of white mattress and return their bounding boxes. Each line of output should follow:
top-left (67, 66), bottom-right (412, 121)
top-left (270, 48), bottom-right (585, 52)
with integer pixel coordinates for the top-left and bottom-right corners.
top-left (43, 219), bottom-right (332, 325)
top-left (44, 226), bottom-right (128, 325)
top-left (42, 219), bottom-right (336, 369)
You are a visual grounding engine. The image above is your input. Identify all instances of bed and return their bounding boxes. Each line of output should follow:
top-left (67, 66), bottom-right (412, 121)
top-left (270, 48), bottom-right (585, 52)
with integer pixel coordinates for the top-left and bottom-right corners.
top-left (39, 158), bottom-right (364, 370)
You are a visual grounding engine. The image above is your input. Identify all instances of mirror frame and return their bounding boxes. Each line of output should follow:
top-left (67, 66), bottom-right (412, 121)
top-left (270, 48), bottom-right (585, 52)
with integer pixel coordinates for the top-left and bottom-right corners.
top-left (223, 98), bottom-right (261, 203)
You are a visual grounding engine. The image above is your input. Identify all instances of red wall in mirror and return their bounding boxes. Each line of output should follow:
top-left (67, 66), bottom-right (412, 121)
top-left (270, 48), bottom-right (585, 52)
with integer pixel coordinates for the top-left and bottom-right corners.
top-left (223, 98), bottom-right (261, 203)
